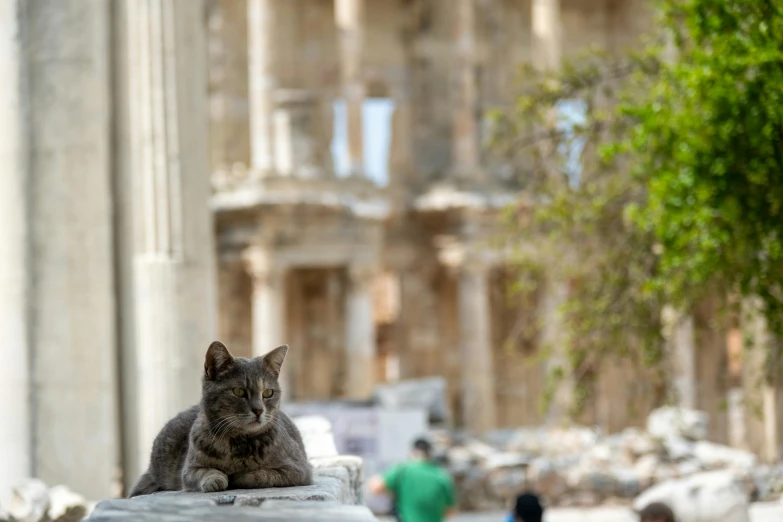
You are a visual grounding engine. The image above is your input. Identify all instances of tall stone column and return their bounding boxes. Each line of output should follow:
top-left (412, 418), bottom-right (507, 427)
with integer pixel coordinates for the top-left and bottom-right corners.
top-left (345, 263), bottom-right (377, 398)
top-left (335, 0), bottom-right (365, 176)
top-left (0, 0), bottom-right (31, 502)
top-left (247, 0), bottom-right (278, 174)
top-left (207, 0), bottom-right (252, 170)
top-left (532, 0), bottom-right (561, 71)
top-left (530, 0), bottom-right (572, 423)
top-left (458, 261), bottom-right (497, 433)
top-left (452, 0), bottom-right (479, 177)
top-left (25, 0), bottom-right (119, 499)
top-left (540, 278), bottom-right (574, 423)
top-left (741, 298), bottom-right (780, 462)
top-left (693, 295), bottom-right (729, 443)
top-left (244, 247), bottom-right (290, 391)
top-left (662, 306), bottom-right (697, 408)
top-left (120, 0), bottom-right (216, 485)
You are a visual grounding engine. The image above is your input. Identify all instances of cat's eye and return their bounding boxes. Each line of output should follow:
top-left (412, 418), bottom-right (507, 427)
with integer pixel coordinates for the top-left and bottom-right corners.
top-left (262, 389), bottom-right (274, 399)
top-left (232, 388), bottom-right (246, 398)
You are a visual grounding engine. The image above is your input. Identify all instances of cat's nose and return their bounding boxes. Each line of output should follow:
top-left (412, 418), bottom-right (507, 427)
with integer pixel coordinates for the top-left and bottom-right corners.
top-left (254, 408), bottom-right (263, 417)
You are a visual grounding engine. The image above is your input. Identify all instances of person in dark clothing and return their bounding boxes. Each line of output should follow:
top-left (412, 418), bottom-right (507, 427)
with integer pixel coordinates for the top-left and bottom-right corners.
top-left (505, 492), bottom-right (544, 522)
top-left (639, 502), bottom-right (676, 522)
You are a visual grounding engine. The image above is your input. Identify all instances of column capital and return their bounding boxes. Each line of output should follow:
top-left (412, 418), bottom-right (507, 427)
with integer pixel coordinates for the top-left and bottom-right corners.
top-left (348, 262), bottom-right (378, 290)
top-left (436, 235), bottom-right (491, 276)
top-left (242, 246), bottom-right (285, 286)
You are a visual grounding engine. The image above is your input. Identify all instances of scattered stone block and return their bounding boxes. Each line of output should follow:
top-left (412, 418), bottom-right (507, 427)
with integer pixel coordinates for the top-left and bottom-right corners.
top-left (633, 470), bottom-right (751, 522)
top-left (7, 479), bottom-right (48, 522)
top-left (646, 406), bottom-right (709, 441)
top-left (46, 485), bottom-right (88, 522)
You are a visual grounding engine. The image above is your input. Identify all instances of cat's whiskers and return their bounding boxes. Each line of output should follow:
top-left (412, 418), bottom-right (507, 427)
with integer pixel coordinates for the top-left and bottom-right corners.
top-left (268, 414), bottom-right (287, 434)
top-left (208, 414), bottom-right (245, 444)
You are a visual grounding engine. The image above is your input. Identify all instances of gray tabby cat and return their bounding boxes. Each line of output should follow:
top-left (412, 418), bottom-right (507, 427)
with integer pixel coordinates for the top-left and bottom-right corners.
top-left (128, 341), bottom-right (312, 497)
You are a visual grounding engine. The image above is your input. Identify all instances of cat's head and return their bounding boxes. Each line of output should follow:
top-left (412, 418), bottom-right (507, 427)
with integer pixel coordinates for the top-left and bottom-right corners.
top-left (201, 341), bottom-right (287, 434)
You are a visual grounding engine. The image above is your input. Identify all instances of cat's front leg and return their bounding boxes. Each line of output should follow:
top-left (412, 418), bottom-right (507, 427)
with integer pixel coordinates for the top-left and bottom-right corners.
top-left (182, 465), bottom-right (229, 493)
top-left (230, 465), bottom-right (311, 489)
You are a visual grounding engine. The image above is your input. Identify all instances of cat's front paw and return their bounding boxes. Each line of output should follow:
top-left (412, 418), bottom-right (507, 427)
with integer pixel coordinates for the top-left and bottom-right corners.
top-left (200, 471), bottom-right (228, 492)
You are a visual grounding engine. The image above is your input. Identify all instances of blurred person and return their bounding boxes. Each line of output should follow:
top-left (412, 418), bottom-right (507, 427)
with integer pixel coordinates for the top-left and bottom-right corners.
top-left (638, 502), bottom-right (676, 522)
top-left (505, 492), bottom-right (544, 522)
top-left (368, 437), bottom-right (456, 522)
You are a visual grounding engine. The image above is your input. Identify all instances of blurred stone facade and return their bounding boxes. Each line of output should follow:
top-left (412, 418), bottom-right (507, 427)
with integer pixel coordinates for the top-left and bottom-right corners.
top-left (0, 0), bottom-right (779, 505)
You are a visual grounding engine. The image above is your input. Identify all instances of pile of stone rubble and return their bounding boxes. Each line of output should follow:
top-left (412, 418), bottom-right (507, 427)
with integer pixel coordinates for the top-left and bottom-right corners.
top-left (0, 479), bottom-right (92, 522)
top-left (432, 406), bottom-right (783, 511)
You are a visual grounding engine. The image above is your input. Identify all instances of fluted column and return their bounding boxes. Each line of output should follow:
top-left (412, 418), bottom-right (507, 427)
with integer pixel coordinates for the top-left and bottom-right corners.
top-left (335, 0), bottom-right (365, 176)
top-left (248, 0), bottom-right (278, 174)
top-left (345, 263), bottom-right (377, 398)
top-left (0, 0), bottom-right (31, 501)
top-left (23, 0), bottom-right (119, 499)
top-left (532, 0), bottom-right (561, 71)
top-left (121, 0), bottom-right (216, 485)
top-left (452, 0), bottom-right (479, 177)
top-left (458, 261), bottom-right (497, 432)
top-left (244, 247), bottom-right (290, 391)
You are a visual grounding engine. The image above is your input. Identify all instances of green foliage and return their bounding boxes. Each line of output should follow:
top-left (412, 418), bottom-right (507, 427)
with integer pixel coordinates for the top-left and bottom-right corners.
top-left (491, 0), bottom-right (783, 405)
top-left (631, 0), bottom-right (783, 336)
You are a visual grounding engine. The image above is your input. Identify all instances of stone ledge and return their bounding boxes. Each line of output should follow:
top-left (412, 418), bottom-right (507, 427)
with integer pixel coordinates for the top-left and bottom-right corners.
top-left (85, 463), bottom-right (375, 521)
top-left (310, 455), bottom-right (364, 505)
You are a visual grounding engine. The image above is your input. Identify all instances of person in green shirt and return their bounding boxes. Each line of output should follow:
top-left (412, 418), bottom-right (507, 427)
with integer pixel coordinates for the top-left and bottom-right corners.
top-left (368, 437), bottom-right (457, 522)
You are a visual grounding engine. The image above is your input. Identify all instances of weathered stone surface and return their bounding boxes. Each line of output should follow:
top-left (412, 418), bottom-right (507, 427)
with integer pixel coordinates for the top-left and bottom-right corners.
top-left (372, 377), bottom-right (450, 424)
top-left (693, 441), bottom-right (757, 470)
top-left (132, 472), bottom-right (350, 506)
top-left (646, 406), bottom-right (709, 441)
top-left (633, 470), bottom-right (751, 522)
top-left (88, 498), bottom-right (377, 522)
top-left (46, 485), bottom-right (88, 522)
top-left (0, 480), bottom-right (89, 522)
top-left (258, 500), bottom-right (376, 520)
top-left (752, 465), bottom-right (783, 501)
top-left (6, 479), bottom-right (48, 522)
top-left (310, 455), bottom-right (364, 505)
top-left (485, 426), bottom-right (601, 457)
top-left (432, 407), bottom-right (782, 511)
top-left (84, 462), bottom-right (373, 521)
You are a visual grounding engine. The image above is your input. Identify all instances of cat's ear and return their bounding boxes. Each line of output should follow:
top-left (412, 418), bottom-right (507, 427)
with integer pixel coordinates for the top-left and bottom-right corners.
top-left (205, 341), bottom-right (234, 380)
top-left (259, 344), bottom-right (288, 379)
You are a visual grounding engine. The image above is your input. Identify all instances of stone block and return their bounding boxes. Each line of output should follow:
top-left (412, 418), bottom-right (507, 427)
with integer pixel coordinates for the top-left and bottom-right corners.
top-left (647, 406), bottom-right (709, 441)
top-left (310, 455), bottom-right (364, 505)
top-left (258, 500), bottom-right (377, 520)
top-left (633, 470), bottom-right (751, 522)
top-left (692, 441), bottom-right (757, 470)
top-left (0, 480), bottom-right (89, 522)
top-left (88, 498), bottom-right (377, 522)
top-left (84, 464), bottom-right (376, 522)
top-left (6, 479), bottom-right (48, 522)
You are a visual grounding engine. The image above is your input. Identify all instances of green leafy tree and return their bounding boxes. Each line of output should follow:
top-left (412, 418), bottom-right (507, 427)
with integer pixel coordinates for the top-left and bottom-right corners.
top-left (491, 0), bottom-right (783, 410)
